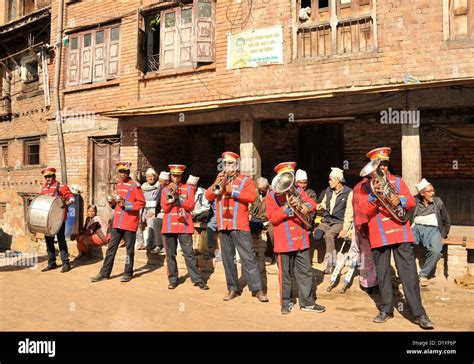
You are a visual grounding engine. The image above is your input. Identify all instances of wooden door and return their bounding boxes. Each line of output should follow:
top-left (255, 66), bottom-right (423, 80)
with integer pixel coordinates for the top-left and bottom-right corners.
top-left (298, 124), bottom-right (344, 196)
top-left (91, 137), bottom-right (120, 221)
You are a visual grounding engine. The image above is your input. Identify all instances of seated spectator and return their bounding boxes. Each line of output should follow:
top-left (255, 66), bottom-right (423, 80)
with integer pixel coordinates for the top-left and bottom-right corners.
top-left (192, 186), bottom-right (211, 222)
top-left (73, 205), bottom-right (109, 261)
top-left (411, 178), bottom-right (451, 286)
top-left (314, 167), bottom-right (353, 274)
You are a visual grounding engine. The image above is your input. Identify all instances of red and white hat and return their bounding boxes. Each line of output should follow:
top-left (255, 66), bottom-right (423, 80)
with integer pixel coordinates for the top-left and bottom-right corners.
top-left (274, 162), bottom-right (297, 175)
top-left (169, 164), bottom-right (186, 175)
top-left (221, 151), bottom-right (240, 162)
top-left (366, 147), bottom-right (391, 161)
top-left (116, 161), bottom-right (132, 171)
top-left (41, 167), bottom-right (56, 177)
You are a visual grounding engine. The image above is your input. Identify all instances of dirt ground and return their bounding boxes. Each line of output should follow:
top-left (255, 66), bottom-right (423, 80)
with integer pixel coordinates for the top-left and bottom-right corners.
top-left (1, 251), bottom-right (473, 332)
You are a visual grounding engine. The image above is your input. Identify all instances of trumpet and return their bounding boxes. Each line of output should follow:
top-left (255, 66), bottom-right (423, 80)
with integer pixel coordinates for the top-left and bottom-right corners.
top-left (211, 172), bottom-right (229, 196)
top-left (166, 183), bottom-right (178, 203)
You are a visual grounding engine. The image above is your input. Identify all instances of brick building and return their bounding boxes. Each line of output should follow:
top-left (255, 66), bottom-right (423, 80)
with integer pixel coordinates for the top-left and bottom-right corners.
top-left (0, 0), bottom-right (52, 249)
top-left (1, 0), bottom-right (474, 248)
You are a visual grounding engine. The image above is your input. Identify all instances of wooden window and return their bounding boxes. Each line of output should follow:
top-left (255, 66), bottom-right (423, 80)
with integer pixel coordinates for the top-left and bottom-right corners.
top-left (138, 0), bottom-right (215, 73)
top-left (23, 138), bottom-right (40, 166)
top-left (22, 0), bottom-right (34, 16)
top-left (7, 0), bottom-right (17, 21)
top-left (449, 0), bottom-right (474, 39)
top-left (1, 144), bottom-right (8, 168)
top-left (66, 26), bottom-right (120, 87)
top-left (296, 0), bottom-right (374, 59)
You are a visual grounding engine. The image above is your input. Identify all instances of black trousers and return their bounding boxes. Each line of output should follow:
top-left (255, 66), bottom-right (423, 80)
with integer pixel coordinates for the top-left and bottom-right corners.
top-left (45, 222), bottom-right (69, 265)
top-left (164, 233), bottom-right (203, 285)
top-left (220, 230), bottom-right (263, 292)
top-left (372, 242), bottom-right (426, 317)
top-left (277, 249), bottom-right (315, 308)
top-left (99, 228), bottom-right (135, 277)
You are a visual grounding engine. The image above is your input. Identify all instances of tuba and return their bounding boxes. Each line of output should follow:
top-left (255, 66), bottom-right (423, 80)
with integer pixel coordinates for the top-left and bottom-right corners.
top-left (359, 158), bottom-right (408, 223)
top-left (271, 171), bottom-right (312, 228)
top-left (211, 172), bottom-right (229, 196)
top-left (166, 183), bottom-right (178, 203)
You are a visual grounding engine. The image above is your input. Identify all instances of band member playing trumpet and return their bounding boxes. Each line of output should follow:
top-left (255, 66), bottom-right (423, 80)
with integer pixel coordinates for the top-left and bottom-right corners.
top-left (205, 152), bottom-right (268, 302)
top-left (357, 147), bottom-right (433, 329)
top-left (40, 167), bottom-right (76, 273)
top-left (161, 164), bottom-right (208, 290)
top-left (266, 162), bottom-right (325, 315)
top-left (91, 162), bottom-right (146, 283)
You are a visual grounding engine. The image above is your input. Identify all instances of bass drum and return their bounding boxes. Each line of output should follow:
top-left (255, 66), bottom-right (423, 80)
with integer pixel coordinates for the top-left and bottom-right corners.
top-left (27, 195), bottom-right (65, 236)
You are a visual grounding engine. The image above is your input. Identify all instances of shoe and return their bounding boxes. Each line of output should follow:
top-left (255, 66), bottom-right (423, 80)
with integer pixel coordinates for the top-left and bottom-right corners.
top-left (281, 303), bottom-right (294, 315)
top-left (223, 291), bottom-right (241, 301)
top-left (90, 274), bottom-right (109, 283)
top-left (121, 275), bottom-right (132, 283)
top-left (300, 303), bottom-right (326, 313)
top-left (60, 263), bottom-right (71, 273)
top-left (255, 290), bottom-right (269, 302)
top-left (414, 314), bottom-right (434, 330)
top-left (194, 282), bottom-right (209, 290)
top-left (372, 312), bottom-right (394, 323)
top-left (324, 265), bottom-right (335, 275)
top-left (168, 282), bottom-right (178, 289)
top-left (41, 263), bottom-right (58, 272)
top-left (419, 276), bottom-right (430, 287)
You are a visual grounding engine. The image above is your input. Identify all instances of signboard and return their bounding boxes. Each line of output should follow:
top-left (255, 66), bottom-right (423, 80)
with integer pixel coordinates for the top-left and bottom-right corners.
top-left (226, 26), bottom-right (283, 69)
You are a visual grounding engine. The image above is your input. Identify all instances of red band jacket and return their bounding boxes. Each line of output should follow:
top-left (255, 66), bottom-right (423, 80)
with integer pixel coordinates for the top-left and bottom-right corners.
top-left (265, 187), bottom-right (317, 253)
top-left (40, 180), bottom-right (74, 221)
top-left (356, 174), bottom-right (416, 249)
top-left (112, 179), bottom-right (146, 232)
top-left (161, 183), bottom-right (195, 234)
top-left (205, 174), bottom-right (256, 232)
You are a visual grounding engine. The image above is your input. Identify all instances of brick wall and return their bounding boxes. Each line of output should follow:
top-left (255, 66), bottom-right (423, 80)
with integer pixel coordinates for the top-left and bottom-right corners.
top-left (54, 0), bottom-right (474, 116)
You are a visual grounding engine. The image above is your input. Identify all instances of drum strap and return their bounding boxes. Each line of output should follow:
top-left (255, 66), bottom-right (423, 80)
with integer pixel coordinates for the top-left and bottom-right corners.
top-left (54, 183), bottom-right (60, 197)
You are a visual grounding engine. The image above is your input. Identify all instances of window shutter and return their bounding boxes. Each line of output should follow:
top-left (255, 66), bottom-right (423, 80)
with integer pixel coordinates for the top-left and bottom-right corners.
top-left (93, 30), bottom-right (106, 82)
top-left (160, 9), bottom-right (178, 69)
top-left (107, 27), bottom-right (120, 79)
top-left (178, 6), bottom-right (193, 67)
top-left (136, 10), bottom-right (147, 73)
top-left (80, 33), bottom-right (93, 83)
top-left (194, 0), bottom-right (215, 63)
top-left (66, 36), bottom-right (80, 86)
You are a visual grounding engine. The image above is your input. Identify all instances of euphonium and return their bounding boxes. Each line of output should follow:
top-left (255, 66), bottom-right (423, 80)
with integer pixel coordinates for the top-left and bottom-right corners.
top-left (211, 172), bottom-right (229, 196)
top-left (359, 158), bottom-right (408, 223)
top-left (166, 183), bottom-right (178, 203)
top-left (271, 171), bottom-right (312, 228)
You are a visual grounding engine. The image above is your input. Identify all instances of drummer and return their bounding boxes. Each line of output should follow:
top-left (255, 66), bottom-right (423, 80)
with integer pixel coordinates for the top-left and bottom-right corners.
top-left (40, 167), bottom-right (76, 273)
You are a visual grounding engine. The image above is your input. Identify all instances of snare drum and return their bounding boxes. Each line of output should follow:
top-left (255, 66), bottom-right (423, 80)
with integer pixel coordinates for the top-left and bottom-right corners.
top-left (27, 195), bottom-right (65, 236)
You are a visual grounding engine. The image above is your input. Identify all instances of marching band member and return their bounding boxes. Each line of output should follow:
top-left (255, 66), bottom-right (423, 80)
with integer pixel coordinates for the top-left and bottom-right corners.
top-left (266, 162), bottom-right (325, 315)
top-left (357, 147), bottom-right (433, 329)
top-left (205, 152), bottom-right (268, 302)
top-left (91, 162), bottom-right (146, 283)
top-left (40, 167), bottom-right (75, 273)
top-left (161, 164), bottom-right (208, 290)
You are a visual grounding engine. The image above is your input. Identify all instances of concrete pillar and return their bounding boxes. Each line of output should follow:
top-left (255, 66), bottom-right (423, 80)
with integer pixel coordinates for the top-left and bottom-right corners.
top-left (240, 113), bottom-right (261, 179)
top-left (401, 123), bottom-right (422, 195)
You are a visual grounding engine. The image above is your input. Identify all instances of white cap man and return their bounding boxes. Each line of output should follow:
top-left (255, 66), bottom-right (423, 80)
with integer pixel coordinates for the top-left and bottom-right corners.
top-left (295, 169), bottom-right (318, 227)
top-left (412, 177), bottom-right (451, 288)
top-left (314, 167), bottom-right (353, 274)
